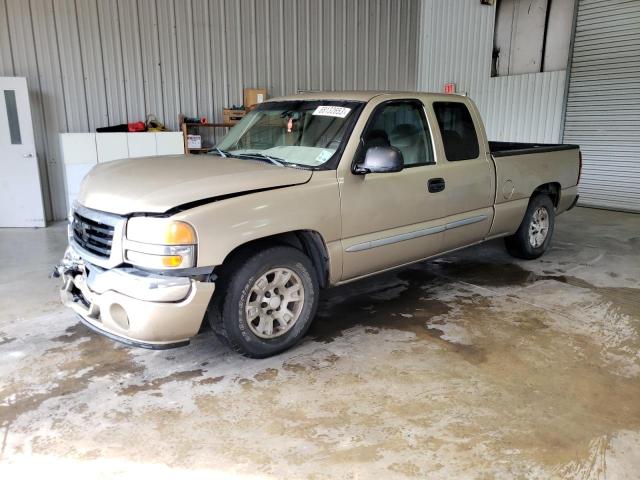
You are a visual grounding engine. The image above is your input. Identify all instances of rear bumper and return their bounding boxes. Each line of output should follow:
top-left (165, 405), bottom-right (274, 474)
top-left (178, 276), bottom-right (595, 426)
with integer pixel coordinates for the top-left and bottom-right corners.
top-left (58, 247), bottom-right (215, 348)
top-left (558, 186), bottom-right (579, 214)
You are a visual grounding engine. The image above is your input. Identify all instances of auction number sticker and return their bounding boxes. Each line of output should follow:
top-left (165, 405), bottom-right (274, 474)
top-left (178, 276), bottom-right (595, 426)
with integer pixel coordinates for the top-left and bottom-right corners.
top-left (312, 106), bottom-right (351, 118)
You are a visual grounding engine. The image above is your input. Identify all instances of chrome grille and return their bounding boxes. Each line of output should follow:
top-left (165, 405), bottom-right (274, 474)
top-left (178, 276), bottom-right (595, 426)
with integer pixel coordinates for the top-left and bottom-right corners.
top-left (72, 212), bottom-right (115, 259)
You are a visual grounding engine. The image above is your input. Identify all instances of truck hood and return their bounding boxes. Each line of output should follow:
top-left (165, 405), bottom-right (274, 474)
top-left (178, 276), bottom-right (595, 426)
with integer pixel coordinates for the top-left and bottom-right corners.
top-left (77, 155), bottom-right (313, 215)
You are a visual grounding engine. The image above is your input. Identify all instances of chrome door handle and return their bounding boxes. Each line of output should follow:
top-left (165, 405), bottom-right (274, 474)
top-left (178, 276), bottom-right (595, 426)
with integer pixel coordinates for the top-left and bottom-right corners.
top-left (23, 153), bottom-right (34, 158)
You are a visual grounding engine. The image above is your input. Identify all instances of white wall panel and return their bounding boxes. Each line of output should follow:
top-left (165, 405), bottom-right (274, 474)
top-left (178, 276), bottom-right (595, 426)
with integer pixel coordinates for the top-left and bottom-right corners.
top-left (137, 0), bottom-right (165, 122)
top-left (1, 0), bottom-right (420, 220)
top-left (30, 0), bottom-right (67, 222)
top-left (76, 0), bottom-right (109, 131)
top-left (97, 0), bottom-right (128, 126)
top-left (118, 0), bottom-right (147, 123)
top-left (54, 0), bottom-right (89, 132)
top-left (0, 0), bottom-right (13, 74)
top-left (417, 0), bottom-right (569, 144)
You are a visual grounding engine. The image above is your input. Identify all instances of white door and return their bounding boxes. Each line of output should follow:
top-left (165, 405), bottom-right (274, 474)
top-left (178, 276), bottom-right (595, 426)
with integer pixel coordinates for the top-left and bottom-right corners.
top-left (0, 77), bottom-right (45, 227)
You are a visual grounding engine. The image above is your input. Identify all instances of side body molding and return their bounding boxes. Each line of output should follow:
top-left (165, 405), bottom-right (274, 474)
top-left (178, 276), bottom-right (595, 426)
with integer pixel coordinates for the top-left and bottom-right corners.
top-left (345, 214), bottom-right (488, 252)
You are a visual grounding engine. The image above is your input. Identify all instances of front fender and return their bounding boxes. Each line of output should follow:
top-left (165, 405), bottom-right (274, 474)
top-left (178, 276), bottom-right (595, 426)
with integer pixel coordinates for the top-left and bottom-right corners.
top-left (173, 170), bottom-right (342, 280)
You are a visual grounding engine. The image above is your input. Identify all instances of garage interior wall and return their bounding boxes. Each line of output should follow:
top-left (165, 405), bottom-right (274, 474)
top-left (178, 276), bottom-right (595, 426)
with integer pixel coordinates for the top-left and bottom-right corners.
top-left (0, 0), bottom-right (420, 222)
top-left (417, 0), bottom-right (572, 145)
top-left (562, 0), bottom-right (640, 212)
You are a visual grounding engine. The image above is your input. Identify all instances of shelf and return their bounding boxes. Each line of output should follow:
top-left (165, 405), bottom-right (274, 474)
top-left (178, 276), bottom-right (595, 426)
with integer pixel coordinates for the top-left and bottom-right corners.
top-left (181, 121), bottom-right (234, 154)
top-left (184, 122), bottom-right (234, 128)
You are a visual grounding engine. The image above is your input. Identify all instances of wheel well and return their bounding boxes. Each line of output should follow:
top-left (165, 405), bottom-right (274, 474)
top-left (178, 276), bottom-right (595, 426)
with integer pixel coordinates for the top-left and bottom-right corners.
top-left (533, 182), bottom-right (560, 207)
top-left (217, 230), bottom-right (330, 288)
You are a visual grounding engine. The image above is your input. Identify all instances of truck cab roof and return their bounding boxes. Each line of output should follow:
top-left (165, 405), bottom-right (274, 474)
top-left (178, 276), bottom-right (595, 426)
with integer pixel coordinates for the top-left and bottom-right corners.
top-left (267, 90), bottom-right (466, 103)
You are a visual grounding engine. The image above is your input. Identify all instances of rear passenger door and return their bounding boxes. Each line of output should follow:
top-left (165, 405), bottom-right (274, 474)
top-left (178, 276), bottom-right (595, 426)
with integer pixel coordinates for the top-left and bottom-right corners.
top-left (428, 100), bottom-right (495, 251)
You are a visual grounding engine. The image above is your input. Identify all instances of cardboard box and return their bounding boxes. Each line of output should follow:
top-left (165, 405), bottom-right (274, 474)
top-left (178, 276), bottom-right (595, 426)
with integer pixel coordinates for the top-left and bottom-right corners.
top-left (187, 134), bottom-right (201, 149)
top-left (223, 109), bottom-right (246, 125)
top-left (243, 88), bottom-right (267, 108)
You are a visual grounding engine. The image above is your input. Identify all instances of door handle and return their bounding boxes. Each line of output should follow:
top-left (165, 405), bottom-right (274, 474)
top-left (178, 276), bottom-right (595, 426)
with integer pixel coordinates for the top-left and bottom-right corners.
top-left (23, 153), bottom-right (34, 158)
top-left (428, 178), bottom-right (445, 193)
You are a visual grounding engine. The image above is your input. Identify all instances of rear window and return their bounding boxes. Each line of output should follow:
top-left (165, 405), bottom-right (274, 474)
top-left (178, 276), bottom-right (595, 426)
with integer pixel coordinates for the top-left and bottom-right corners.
top-left (433, 102), bottom-right (480, 161)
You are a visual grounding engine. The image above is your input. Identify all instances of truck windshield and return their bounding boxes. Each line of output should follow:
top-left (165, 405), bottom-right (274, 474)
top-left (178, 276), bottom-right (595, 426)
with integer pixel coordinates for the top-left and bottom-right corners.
top-left (215, 100), bottom-right (363, 169)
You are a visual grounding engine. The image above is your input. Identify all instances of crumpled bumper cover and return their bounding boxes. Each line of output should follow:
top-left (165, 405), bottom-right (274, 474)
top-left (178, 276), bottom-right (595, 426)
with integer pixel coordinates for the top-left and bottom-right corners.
top-left (56, 247), bottom-right (215, 349)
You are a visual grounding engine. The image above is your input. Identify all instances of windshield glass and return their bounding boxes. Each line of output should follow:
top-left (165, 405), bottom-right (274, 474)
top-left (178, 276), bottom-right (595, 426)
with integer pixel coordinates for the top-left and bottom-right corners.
top-left (215, 100), bottom-right (363, 169)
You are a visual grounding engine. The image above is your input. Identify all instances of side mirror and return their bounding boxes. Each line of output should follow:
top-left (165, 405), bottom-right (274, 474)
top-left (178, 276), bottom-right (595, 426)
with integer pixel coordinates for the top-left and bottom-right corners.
top-left (354, 146), bottom-right (404, 175)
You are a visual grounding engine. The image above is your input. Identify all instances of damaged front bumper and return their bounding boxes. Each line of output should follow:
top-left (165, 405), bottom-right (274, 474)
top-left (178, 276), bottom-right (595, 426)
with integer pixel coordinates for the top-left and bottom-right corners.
top-left (55, 247), bottom-right (215, 349)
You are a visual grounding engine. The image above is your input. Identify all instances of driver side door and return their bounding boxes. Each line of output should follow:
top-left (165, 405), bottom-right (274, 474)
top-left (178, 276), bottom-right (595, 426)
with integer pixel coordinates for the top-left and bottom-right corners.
top-left (338, 100), bottom-right (446, 280)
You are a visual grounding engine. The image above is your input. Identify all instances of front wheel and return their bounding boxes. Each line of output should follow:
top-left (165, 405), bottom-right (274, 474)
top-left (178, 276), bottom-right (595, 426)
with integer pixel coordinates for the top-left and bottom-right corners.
top-left (207, 246), bottom-right (319, 358)
top-left (504, 194), bottom-right (556, 260)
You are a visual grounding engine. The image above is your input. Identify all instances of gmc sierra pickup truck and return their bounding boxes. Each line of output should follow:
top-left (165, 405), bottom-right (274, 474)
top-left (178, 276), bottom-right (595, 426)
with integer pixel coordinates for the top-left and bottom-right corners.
top-left (56, 91), bottom-right (581, 357)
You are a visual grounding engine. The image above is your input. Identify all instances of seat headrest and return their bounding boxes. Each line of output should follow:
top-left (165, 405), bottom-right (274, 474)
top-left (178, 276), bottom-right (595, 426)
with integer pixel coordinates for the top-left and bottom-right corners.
top-left (390, 123), bottom-right (420, 147)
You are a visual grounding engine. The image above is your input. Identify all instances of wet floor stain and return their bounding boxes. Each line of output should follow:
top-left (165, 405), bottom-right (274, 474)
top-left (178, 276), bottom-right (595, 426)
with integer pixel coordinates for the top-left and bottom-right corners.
top-left (51, 324), bottom-right (93, 344)
top-left (294, 260), bottom-right (640, 472)
top-left (310, 260), bottom-right (638, 349)
top-left (197, 375), bottom-right (224, 386)
top-left (119, 369), bottom-right (204, 396)
top-left (431, 260), bottom-right (640, 320)
top-left (0, 323), bottom-right (141, 426)
top-left (423, 326), bottom-right (487, 365)
top-left (253, 368), bottom-right (278, 382)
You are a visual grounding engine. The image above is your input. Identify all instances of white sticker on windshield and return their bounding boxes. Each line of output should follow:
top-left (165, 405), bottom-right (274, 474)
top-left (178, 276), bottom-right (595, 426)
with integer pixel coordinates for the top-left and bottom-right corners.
top-left (312, 106), bottom-right (351, 118)
top-left (315, 149), bottom-right (334, 163)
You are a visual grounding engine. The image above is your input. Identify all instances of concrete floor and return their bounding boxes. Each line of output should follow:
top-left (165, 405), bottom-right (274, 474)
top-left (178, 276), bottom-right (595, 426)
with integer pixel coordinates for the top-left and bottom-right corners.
top-left (1, 206), bottom-right (639, 479)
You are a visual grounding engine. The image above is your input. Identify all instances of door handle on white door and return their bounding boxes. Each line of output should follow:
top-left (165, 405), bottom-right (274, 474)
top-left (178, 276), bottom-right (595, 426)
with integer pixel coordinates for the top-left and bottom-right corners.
top-left (23, 153), bottom-right (34, 158)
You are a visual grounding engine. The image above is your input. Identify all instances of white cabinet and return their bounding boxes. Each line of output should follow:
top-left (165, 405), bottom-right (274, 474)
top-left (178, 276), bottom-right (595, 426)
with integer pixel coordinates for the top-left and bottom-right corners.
top-left (60, 133), bottom-right (97, 164)
top-left (96, 133), bottom-right (128, 163)
top-left (156, 132), bottom-right (184, 155)
top-left (61, 131), bottom-right (184, 209)
top-left (127, 132), bottom-right (157, 158)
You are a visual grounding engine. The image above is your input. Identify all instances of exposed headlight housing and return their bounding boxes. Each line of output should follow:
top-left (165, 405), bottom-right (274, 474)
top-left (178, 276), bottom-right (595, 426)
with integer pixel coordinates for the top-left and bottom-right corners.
top-left (125, 218), bottom-right (197, 270)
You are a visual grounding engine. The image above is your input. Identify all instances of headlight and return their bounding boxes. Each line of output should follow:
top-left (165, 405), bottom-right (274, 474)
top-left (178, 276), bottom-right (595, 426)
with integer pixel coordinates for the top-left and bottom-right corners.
top-left (127, 218), bottom-right (196, 245)
top-left (125, 218), bottom-right (197, 269)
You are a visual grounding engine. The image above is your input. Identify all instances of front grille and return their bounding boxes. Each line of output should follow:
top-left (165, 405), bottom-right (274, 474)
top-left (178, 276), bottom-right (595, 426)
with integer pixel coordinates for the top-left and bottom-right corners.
top-left (72, 212), bottom-right (115, 259)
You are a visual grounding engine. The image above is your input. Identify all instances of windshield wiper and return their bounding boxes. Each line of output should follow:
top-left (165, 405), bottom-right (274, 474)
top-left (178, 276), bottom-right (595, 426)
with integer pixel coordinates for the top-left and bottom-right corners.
top-left (231, 153), bottom-right (286, 167)
top-left (209, 147), bottom-right (230, 157)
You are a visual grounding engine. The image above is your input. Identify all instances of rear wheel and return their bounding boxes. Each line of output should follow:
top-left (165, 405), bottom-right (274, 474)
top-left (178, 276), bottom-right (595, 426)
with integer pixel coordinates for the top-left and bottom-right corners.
top-left (207, 246), bottom-right (319, 358)
top-left (504, 194), bottom-right (555, 259)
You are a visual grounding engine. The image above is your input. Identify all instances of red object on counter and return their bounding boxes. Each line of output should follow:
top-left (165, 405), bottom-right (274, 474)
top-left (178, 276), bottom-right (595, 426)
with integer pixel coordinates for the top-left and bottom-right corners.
top-left (128, 122), bottom-right (146, 132)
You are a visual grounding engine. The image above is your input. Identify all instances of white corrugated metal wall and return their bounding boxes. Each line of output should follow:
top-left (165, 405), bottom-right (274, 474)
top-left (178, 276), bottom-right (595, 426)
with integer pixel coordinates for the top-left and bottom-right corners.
top-left (417, 0), bottom-right (569, 144)
top-left (562, 0), bottom-right (640, 212)
top-left (0, 0), bottom-right (420, 222)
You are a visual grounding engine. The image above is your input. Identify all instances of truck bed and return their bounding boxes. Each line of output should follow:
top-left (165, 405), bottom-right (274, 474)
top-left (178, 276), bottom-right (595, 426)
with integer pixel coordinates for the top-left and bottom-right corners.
top-left (489, 141), bottom-right (579, 157)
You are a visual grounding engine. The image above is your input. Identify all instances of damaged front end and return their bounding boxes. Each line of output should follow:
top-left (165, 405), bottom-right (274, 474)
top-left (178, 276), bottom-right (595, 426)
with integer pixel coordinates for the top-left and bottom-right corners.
top-left (54, 206), bottom-right (215, 349)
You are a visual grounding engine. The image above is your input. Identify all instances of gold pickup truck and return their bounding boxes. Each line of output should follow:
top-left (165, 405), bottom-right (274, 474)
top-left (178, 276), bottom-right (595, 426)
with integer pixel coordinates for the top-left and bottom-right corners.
top-left (56, 91), bottom-right (581, 357)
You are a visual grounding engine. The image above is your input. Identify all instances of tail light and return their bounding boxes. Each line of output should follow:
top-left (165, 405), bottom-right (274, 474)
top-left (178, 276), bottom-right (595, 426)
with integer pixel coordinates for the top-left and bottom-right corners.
top-left (578, 150), bottom-right (582, 184)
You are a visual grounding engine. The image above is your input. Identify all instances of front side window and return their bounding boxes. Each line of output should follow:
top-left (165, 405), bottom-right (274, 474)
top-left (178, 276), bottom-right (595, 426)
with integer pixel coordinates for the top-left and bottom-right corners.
top-left (216, 100), bottom-right (363, 169)
top-left (360, 101), bottom-right (434, 167)
top-left (433, 102), bottom-right (480, 161)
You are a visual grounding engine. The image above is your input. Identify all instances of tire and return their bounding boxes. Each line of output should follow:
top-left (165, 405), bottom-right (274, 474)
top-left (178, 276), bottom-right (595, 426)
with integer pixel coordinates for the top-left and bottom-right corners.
top-left (207, 246), bottom-right (319, 358)
top-left (504, 194), bottom-right (555, 260)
